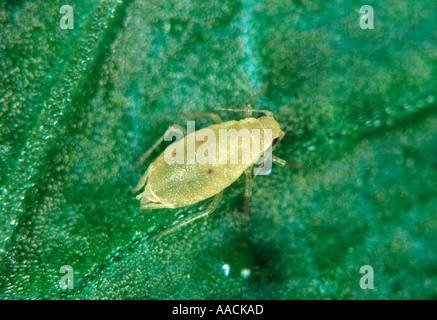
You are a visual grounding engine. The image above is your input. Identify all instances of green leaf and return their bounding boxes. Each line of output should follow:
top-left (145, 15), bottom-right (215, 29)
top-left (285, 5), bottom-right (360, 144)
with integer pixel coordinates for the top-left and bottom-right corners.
top-left (1, 0), bottom-right (436, 299)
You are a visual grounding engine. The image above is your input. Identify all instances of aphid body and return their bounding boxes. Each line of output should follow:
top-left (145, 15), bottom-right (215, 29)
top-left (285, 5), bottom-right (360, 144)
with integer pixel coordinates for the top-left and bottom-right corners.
top-left (132, 107), bottom-right (286, 236)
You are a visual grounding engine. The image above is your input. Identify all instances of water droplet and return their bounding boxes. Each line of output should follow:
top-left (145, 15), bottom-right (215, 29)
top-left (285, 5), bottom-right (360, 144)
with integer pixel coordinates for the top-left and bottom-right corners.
top-left (415, 100), bottom-right (424, 108)
top-left (222, 264), bottom-right (230, 277)
top-left (403, 104), bottom-right (413, 111)
top-left (163, 21), bottom-right (171, 33)
top-left (241, 268), bottom-right (251, 279)
top-left (386, 118), bottom-right (395, 127)
top-left (426, 95), bottom-right (435, 104)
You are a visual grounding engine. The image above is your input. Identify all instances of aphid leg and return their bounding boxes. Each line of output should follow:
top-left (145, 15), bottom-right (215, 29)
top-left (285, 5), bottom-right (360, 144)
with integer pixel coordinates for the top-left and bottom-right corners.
top-left (132, 167), bottom-right (151, 194)
top-left (183, 112), bottom-right (223, 124)
top-left (244, 167), bottom-right (253, 198)
top-left (155, 191), bottom-right (224, 241)
top-left (140, 201), bottom-right (169, 210)
top-left (272, 156), bottom-right (287, 167)
top-left (129, 124), bottom-right (187, 171)
top-left (286, 161), bottom-right (306, 169)
top-left (244, 166), bottom-right (253, 222)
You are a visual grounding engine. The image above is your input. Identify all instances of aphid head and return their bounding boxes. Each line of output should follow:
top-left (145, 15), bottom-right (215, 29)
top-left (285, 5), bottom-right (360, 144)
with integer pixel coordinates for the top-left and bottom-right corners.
top-left (257, 115), bottom-right (285, 147)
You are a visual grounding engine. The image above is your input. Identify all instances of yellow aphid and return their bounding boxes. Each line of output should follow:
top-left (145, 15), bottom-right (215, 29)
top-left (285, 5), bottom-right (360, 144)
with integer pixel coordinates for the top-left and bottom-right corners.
top-left (132, 105), bottom-right (286, 237)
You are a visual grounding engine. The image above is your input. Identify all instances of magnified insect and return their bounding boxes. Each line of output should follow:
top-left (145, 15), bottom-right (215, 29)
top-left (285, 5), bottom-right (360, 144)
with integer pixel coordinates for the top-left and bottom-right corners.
top-left (131, 104), bottom-right (287, 238)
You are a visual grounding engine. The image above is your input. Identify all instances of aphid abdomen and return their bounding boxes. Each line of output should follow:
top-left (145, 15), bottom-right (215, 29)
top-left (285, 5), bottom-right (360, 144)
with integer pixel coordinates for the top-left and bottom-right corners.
top-left (144, 119), bottom-right (267, 208)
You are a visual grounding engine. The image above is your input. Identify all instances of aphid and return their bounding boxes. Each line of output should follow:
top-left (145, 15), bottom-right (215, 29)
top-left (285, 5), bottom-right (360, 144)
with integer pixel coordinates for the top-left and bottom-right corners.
top-left (131, 105), bottom-right (287, 238)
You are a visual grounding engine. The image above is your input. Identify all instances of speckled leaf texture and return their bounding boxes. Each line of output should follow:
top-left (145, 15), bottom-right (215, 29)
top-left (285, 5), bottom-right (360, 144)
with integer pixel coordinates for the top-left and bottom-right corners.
top-left (0, 0), bottom-right (436, 299)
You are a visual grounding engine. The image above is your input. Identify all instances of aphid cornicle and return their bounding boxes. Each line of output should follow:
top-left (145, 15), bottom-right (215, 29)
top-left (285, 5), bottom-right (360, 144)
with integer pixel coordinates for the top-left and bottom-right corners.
top-left (132, 105), bottom-right (286, 237)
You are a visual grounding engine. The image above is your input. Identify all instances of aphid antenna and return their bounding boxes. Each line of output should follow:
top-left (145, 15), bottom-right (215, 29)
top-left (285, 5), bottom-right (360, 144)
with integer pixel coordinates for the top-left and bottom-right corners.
top-left (213, 107), bottom-right (274, 119)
